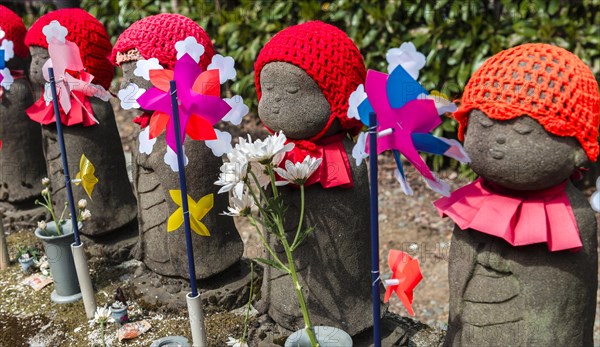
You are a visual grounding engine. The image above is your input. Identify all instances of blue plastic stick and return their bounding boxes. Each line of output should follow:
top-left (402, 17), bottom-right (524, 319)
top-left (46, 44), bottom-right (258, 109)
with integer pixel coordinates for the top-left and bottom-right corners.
top-left (48, 67), bottom-right (81, 246)
top-left (169, 80), bottom-right (198, 297)
top-left (368, 111), bottom-right (381, 346)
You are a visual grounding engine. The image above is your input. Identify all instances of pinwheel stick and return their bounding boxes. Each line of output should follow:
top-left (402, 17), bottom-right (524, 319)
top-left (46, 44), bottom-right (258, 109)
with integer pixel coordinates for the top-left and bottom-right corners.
top-left (48, 67), bottom-right (81, 245)
top-left (48, 67), bottom-right (97, 319)
top-left (368, 112), bottom-right (382, 347)
top-left (169, 81), bottom-right (208, 347)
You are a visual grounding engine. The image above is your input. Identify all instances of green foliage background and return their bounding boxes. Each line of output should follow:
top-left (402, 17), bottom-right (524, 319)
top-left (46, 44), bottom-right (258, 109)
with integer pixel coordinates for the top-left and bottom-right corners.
top-left (10, 0), bottom-right (600, 172)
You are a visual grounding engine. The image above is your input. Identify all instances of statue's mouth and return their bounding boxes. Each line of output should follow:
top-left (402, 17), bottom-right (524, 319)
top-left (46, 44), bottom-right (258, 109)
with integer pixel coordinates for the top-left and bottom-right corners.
top-left (490, 148), bottom-right (505, 160)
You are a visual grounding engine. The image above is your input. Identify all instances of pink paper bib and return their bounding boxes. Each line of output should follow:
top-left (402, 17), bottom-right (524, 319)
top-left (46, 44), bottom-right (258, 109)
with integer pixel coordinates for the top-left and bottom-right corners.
top-left (434, 178), bottom-right (582, 252)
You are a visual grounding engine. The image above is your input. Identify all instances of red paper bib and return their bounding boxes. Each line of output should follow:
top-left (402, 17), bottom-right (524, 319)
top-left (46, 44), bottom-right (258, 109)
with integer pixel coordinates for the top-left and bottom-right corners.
top-left (434, 178), bottom-right (582, 252)
top-left (282, 133), bottom-right (353, 189)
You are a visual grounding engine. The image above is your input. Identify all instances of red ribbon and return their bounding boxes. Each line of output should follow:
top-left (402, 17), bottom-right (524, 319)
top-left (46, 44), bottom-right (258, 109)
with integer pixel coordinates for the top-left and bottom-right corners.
top-left (434, 178), bottom-right (582, 252)
top-left (282, 133), bottom-right (353, 189)
top-left (26, 90), bottom-right (95, 126)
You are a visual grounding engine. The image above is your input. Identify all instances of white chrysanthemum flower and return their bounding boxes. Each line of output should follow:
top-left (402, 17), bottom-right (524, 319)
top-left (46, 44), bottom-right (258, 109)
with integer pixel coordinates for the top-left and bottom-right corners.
top-left (226, 337), bottom-right (248, 347)
top-left (386, 42), bottom-right (426, 79)
top-left (273, 156), bottom-right (322, 185)
top-left (37, 220), bottom-right (47, 231)
top-left (80, 209), bottom-right (92, 221)
top-left (223, 185), bottom-right (254, 217)
top-left (41, 177), bottom-right (50, 186)
top-left (232, 132), bottom-right (294, 165)
top-left (93, 306), bottom-right (111, 324)
top-left (133, 58), bottom-right (163, 81)
top-left (215, 159), bottom-right (247, 194)
top-left (175, 36), bottom-right (205, 63)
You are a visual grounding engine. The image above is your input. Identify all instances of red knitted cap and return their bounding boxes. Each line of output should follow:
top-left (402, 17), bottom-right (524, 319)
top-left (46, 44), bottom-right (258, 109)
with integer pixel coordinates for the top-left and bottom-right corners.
top-left (25, 8), bottom-right (114, 89)
top-left (254, 21), bottom-right (365, 142)
top-left (0, 5), bottom-right (28, 58)
top-left (111, 13), bottom-right (214, 71)
top-left (455, 43), bottom-right (600, 162)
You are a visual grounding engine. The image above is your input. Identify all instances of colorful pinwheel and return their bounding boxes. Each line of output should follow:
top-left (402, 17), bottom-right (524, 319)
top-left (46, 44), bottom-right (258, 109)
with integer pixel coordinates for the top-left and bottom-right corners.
top-left (136, 53), bottom-right (232, 152)
top-left (26, 21), bottom-right (110, 126)
top-left (349, 43), bottom-right (470, 196)
top-left (74, 154), bottom-right (98, 199)
top-left (0, 47), bottom-right (15, 98)
top-left (383, 250), bottom-right (423, 316)
top-left (167, 190), bottom-right (214, 236)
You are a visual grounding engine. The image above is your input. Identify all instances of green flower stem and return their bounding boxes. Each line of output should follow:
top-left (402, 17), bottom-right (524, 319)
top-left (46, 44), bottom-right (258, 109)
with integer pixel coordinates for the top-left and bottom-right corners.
top-left (248, 216), bottom-right (289, 273)
top-left (280, 232), bottom-right (319, 347)
top-left (290, 184), bottom-right (305, 250)
top-left (266, 165), bottom-right (279, 199)
top-left (100, 322), bottom-right (106, 347)
top-left (241, 261), bottom-right (254, 342)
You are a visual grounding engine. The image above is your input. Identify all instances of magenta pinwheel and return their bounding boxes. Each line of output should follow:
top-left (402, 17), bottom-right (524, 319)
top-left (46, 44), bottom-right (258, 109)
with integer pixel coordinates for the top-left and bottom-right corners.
top-left (136, 53), bottom-right (231, 152)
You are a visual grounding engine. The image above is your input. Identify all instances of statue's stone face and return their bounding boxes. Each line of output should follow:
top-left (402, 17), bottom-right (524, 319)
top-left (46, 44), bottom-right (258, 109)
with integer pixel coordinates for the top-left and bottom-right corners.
top-left (119, 61), bottom-right (153, 91)
top-left (119, 61), bottom-right (153, 113)
top-left (464, 110), bottom-right (585, 190)
top-left (258, 62), bottom-right (332, 140)
top-left (28, 46), bottom-right (49, 88)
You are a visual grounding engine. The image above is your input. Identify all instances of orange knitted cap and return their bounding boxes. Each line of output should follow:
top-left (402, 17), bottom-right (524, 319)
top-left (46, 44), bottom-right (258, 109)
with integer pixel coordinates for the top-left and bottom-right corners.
top-left (455, 43), bottom-right (600, 162)
top-left (25, 9), bottom-right (114, 89)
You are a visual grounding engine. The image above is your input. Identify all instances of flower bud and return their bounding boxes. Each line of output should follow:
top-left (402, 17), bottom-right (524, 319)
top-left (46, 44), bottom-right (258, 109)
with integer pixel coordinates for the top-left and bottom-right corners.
top-left (78, 199), bottom-right (87, 209)
top-left (41, 177), bottom-right (50, 186)
top-left (41, 188), bottom-right (49, 196)
top-left (37, 220), bottom-right (47, 230)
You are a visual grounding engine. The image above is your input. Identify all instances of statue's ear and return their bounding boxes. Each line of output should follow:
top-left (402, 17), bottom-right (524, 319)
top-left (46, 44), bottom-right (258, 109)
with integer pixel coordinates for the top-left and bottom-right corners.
top-left (573, 147), bottom-right (588, 167)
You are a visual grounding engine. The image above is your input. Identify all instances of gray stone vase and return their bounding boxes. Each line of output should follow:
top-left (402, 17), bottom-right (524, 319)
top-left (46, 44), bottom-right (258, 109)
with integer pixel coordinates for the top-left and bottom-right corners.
top-left (35, 220), bottom-right (83, 304)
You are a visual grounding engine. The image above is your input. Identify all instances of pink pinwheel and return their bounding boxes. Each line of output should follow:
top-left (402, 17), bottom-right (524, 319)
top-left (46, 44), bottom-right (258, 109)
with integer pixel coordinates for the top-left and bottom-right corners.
top-left (352, 64), bottom-right (470, 196)
top-left (26, 38), bottom-right (108, 126)
top-left (136, 53), bottom-right (231, 151)
top-left (383, 250), bottom-right (423, 316)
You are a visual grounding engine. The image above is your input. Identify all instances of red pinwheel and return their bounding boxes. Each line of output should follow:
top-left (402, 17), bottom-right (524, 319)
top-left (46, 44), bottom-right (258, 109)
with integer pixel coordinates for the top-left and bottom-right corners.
top-left (136, 53), bottom-right (231, 151)
top-left (383, 249), bottom-right (423, 316)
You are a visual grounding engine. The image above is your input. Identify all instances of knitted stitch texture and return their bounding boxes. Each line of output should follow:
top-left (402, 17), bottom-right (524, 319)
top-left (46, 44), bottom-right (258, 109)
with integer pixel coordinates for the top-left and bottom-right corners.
top-left (254, 20), bottom-right (365, 142)
top-left (25, 8), bottom-right (114, 89)
top-left (111, 13), bottom-right (214, 71)
top-left (455, 43), bottom-right (600, 162)
top-left (0, 5), bottom-right (28, 58)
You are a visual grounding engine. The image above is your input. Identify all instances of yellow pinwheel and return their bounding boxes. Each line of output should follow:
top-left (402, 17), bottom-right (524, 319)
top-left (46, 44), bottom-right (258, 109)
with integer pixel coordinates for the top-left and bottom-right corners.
top-left (167, 190), bottom-right (214, 236)
top-left (74, 154), bottom-right (98, 199)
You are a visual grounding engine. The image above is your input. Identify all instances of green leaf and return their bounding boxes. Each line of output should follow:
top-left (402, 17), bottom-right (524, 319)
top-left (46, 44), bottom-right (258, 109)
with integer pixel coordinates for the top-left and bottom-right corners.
top-left (254, 257), bottom-right (288, 273)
